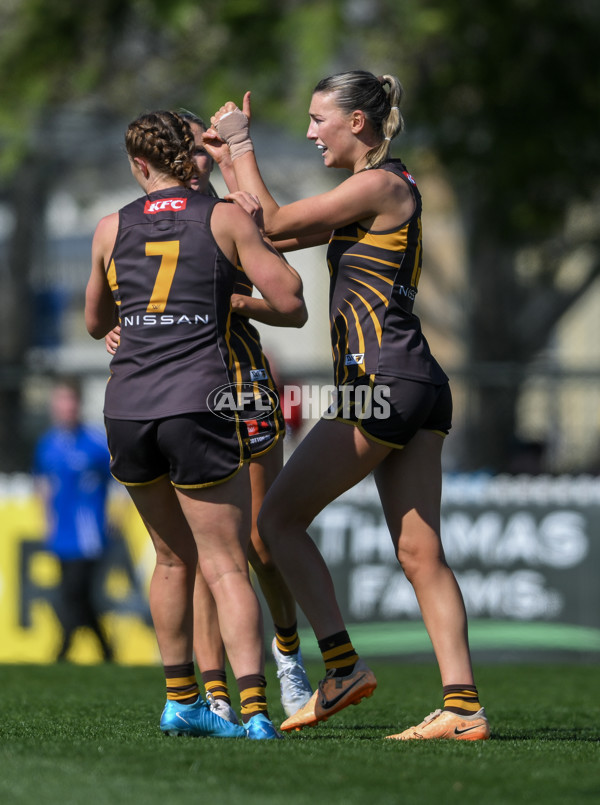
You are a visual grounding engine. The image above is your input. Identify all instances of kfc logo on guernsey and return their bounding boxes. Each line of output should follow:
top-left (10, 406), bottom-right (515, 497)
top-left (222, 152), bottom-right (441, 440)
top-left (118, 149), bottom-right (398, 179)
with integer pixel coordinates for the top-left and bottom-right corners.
top-left (402, 171), bottom-right (416, 185)
top-left (144, 198), bottom-right (188, 214)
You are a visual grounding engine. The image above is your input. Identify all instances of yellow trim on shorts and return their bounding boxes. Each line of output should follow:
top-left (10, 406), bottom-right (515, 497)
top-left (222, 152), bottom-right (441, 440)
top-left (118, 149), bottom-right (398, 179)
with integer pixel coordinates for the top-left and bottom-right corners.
top-left (332, 416), bottom-right (405, 450)
top-left (172, 458), bottom-right (246, 490)
top-left (111, 471), bottom-right (171, 488)
top-left (173, 415), bottom-right (249, 490)
top-left (332, 417), bottom-right (448, 450)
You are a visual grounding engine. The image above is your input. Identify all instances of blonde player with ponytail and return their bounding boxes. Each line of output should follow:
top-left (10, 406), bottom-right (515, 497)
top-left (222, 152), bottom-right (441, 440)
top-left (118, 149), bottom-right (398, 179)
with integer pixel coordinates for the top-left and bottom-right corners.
top-left (205, 71), bottom-right (489, 740)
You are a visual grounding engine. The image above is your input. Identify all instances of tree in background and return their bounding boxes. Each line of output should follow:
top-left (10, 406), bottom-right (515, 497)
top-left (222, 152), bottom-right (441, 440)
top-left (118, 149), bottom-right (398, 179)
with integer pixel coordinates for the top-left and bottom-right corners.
top-left (352, 0), bottom-right (600, 469)
top-left (0, 0), bottom-right (598, 471)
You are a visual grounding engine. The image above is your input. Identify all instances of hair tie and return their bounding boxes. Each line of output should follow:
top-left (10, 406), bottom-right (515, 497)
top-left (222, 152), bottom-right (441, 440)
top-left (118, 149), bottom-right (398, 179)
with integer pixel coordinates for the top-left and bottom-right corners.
top-left (390, 106), bottom-right (400, 111)
top-left (384, 136), bottom-right (392, 141)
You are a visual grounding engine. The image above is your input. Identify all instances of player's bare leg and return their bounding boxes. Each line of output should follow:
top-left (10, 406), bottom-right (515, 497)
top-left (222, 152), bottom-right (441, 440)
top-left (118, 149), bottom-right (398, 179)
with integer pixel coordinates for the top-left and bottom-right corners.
top-left (375, 429), bottom-right (488, 740)
top-left (248, 441), bottom-right (312, 716)
top-left (126, 477), bottom-right (246, 738)
top-left (258, 418), bottom-right (389, 639)
top-left (374, 430), bottom-right (474, 685)
top-left (258, 419), bottom-right (384, 729)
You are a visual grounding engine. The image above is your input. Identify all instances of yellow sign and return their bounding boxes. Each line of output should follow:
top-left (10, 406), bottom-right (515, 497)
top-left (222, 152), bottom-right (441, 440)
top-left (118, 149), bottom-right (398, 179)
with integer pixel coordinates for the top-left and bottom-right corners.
top-left (0, 477), bottom-right (159, 665)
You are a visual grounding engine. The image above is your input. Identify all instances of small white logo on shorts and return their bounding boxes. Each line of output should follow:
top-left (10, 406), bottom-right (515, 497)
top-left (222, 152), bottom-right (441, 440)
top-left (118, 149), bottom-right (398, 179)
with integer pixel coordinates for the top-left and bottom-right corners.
top-left (249, 369), bottom-right (268, 381)
top-left (345, 353), bottom-right (364, 366)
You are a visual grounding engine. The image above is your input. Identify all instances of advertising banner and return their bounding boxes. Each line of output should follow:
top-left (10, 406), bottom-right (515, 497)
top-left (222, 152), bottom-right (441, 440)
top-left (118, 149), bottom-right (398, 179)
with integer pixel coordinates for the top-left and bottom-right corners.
top-left (305, 473), bottom-right (600, 658)
top-left (1, 473), bottom-right (599, 663)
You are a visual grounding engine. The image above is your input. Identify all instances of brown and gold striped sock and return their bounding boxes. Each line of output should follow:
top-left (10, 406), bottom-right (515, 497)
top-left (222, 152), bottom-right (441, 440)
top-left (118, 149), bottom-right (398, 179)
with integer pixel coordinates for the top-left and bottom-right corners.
top-left (273, 622), bottom-right (300, 656)
top-left (443, 684), bottom-right (482, 715)
top-left (237, 674), bottom-right (268, 724)
top-left (201, 669), bottom-right (231, 705)
top-left (318, 630), bottom-right (359, 677)
top-left (164, 662), bottom-right (199, 704)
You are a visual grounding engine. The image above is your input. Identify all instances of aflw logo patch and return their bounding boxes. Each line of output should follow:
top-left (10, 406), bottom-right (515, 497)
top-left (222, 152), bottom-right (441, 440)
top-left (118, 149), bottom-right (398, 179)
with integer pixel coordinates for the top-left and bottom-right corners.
top-left (345, 353), bottom-right (364, 366)
top-left (144, 198), bottom-right (188, 214)
top-left (250, 369), bottom-right (268, 381)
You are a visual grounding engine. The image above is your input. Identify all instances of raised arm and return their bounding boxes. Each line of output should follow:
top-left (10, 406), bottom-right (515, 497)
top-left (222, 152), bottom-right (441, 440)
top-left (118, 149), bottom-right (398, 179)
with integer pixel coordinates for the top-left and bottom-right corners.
top-left (209, 94), bottom-right (411, 240)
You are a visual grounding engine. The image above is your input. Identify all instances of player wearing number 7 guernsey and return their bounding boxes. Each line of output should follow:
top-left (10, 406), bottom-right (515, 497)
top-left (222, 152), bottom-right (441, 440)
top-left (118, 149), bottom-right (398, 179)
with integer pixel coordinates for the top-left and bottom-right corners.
top-left (85, 110), bottom-right (306, 740)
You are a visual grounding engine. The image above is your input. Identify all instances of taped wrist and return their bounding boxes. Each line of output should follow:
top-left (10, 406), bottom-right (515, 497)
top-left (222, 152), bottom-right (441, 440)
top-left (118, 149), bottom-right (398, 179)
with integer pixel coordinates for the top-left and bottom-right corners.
top-left (215, 109), bottom-right (253, 160)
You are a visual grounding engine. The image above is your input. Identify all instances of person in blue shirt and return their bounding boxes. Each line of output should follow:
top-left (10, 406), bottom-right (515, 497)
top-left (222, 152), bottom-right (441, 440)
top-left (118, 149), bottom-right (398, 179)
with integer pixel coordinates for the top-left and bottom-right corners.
top-left (33, 377), bottom-right (114, 662)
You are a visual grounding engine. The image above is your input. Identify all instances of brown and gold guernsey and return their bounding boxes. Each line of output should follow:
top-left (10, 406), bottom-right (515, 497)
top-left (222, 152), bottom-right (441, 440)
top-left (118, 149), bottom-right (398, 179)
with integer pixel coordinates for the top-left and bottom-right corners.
top-left (327, 160), bottom-right (448, 386)
top-left (227, 267), bottom-right (285, 438)
top-left (228, 267), bottom-right (279, 390)
top-left (104, 187), bottom-right (237, 420)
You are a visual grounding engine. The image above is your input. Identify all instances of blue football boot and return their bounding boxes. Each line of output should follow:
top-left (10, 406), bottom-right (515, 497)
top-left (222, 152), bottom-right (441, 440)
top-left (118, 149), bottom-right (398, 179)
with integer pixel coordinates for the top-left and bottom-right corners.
top-left (243, 712), bottom-right (282, 740)
top-left (160, 698), bottom-right (245, 738)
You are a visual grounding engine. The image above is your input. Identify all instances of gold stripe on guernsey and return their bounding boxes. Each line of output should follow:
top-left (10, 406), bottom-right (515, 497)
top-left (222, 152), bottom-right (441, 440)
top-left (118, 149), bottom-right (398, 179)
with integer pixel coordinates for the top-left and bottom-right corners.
top-left (106, 259), bottom-right (118, 290)
top-left (334, 308), bottom-right (351, 383)
top-left (352, 253), bottom-right (402, 271)
top-left (229, 347), bottom-right (243, 386)
top-left (346, 301), bottom-right (367, 375)
top-left (321, 643), bottom-right (354, 661)
top-left (410, 218), bottom-right (422, 287)
top-left (331, 225), bottom-right (409, 250)
top-left (330, 317), bottom-right (343, 380)
top-left (145, 240), bottom-right (180, 313)
top-left (349, 275), bottom-right (391, 306)
top-left (356, 226), bottom-right (409, 251)
top-left (348, 289), bottom-right (383, 347)
top-left (106, 259), bottom-right (121, 307)
top-left (350, 265), bottom-right (395, 286)
top-left (224, 308), bottom-right (234, 371)
top-left (330, 233), bottom-right (360, 244)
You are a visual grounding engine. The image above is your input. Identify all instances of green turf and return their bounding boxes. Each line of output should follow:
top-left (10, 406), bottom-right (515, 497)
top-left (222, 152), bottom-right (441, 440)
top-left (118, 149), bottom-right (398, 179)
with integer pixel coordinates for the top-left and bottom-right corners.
top-left (0, 661), bottom-right (598, 805)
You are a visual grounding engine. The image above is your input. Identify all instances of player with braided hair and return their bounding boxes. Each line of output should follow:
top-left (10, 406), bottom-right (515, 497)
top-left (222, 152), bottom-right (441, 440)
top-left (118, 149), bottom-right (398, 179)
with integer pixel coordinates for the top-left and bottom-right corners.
top-left (206, 70), bottom-right (490, 739)
top-left (86, 110), bottom-right (306, 740)
top-left (124, 110), bottom-right (197, 185)
top-left (107, 110), bottom-right (313, 722)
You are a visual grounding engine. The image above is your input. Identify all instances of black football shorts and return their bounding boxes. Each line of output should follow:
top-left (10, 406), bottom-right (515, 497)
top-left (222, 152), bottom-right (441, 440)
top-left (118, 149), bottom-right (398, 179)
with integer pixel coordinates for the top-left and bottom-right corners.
top-left (327, 375), bottom-right (452, 449)
top-left (105, 412), bottom-right (250, 488)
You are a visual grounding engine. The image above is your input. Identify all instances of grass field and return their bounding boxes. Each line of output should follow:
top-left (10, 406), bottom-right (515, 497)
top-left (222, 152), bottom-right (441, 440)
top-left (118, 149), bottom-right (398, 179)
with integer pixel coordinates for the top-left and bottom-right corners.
top-left (1, 660), bottom-right (598, 805)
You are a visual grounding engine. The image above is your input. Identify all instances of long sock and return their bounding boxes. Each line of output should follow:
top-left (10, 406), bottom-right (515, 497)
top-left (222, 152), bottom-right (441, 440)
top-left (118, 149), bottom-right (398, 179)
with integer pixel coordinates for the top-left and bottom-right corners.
top-left (318, 630), bottom-right (359, 677)
top-left (201, 669), bottom-right (232, 705)
top-left (443, 684), bottom-right (481, 715)
top-left (273, 622), bottom-right (300, 656)
top-left (164, 662), bottom-right (199, 704)
top-left (237, 674), bottom-right (269, 723)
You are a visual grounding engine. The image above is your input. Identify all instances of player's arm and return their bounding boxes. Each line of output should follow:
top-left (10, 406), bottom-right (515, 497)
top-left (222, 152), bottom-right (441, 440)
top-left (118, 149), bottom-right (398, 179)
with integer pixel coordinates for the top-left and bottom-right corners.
top-left (85, 213), bottom-right (119, 339)
top-left (211, 203), bottom-right (307, 327)
top-left (235, 167), bottom-right (403, 240)
top-left (230, 248), bottom-right (306, 329)
top-left (271, 232), bottom-right (332, 252)
top-left (211, 95), bottom-right (413, 239)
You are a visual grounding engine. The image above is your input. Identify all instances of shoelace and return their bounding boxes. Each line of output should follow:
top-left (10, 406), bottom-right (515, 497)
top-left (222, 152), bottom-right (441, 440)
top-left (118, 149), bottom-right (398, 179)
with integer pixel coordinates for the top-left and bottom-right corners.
top-left (422, 709), bottom-right (443, 724)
